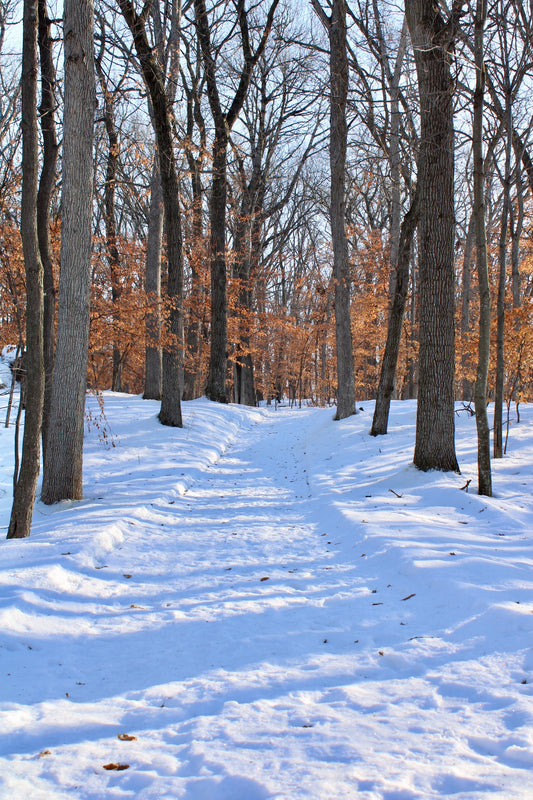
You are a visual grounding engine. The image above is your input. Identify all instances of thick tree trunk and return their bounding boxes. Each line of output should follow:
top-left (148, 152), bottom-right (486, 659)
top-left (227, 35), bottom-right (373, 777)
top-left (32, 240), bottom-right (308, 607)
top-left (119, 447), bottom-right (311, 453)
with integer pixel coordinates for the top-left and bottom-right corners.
top-left (407, 0), bottom-right (460, 473)
top-left (41, 0), bottom-right (95, 504)
top-left (329, 0), bottom-right (355, 420)
top-left (7, 0), bottom-right (45, 537)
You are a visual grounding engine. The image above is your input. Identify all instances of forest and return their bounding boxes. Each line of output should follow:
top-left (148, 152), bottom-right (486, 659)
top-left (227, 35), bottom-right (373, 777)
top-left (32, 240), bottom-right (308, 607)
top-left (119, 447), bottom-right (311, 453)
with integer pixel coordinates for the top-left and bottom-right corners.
top-left (1, 0), bottom-right (533, 537)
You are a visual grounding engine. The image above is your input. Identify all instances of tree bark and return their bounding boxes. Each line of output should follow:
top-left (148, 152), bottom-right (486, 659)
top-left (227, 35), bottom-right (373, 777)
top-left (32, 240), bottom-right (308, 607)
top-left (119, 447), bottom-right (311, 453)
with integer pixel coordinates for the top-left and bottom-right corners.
top-left (407, 0), bottom-right (460, 473)
top-left (7, 0), bottom-right (45, 537)
top-left (41, 0), bottom-right (95, 504)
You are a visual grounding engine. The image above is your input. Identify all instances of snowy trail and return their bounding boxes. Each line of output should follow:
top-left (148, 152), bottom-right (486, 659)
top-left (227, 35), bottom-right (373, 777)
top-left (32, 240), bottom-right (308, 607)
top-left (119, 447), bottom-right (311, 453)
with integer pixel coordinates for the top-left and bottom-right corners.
top-left (1, 396), bottom-right (533, 799)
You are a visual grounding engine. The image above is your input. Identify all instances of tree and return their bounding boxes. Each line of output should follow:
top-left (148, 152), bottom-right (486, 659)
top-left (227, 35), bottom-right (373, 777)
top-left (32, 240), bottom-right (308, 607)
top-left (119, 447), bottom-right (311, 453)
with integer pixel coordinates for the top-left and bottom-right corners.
top-left (118, 0), bottom-right (184, 427)
top-left (41, 0), bottom-right (95, 503)
top-left (406, 0), bottom-right (461, 473)
top-left (143, 0), bottom-right (182, 402)
top-left (193, 0), bottom-right (280, 403)
top-left (37, 0), bottom-right (59, 461)
top-left (472, 0), bottom-right (492, 495)
top-left (7, 0), bottom-right (44, 537)
top-left (311, 0), bottom-right (356, 420)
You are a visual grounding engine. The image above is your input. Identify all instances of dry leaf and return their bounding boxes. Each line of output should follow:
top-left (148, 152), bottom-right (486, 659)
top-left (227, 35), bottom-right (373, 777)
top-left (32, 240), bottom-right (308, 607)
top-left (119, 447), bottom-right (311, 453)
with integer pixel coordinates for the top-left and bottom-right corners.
top-left (260, 576), bottom-right (269, 581)
top-left (39, 750), bottom-right (52, 757)
top-left (118, 734), bottom-right (137, 742)
top-left (123, 574), bottom-right (132, 579)
top-left (103, 763), bottom-right (130, 771)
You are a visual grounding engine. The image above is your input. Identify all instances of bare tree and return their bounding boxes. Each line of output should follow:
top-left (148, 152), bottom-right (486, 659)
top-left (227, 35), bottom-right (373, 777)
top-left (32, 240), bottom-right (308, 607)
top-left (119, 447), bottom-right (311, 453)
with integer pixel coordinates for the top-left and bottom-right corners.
top-left (311, 0), bottom-right (356, 420)
top-left (117, 0), bottom-right (184, 426)
top-left (7, 0), bottom-right (45, 537)
top-left (37, 0), bottom-right (59, 461)
top-left (193, 0), bottom-right (280, 403)
top-left (472, 0), bottom-right (492, 495)
top-left (406, 0), bottom-right (461, 473)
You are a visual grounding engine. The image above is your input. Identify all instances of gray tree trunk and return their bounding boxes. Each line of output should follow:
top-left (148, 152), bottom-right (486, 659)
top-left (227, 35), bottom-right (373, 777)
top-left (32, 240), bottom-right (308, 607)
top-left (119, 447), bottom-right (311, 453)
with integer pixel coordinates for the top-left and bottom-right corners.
top-left (7, 0), bottom-right (45, 537)
top-left (407, 0), bottom-right (460, 473)
top-left (41, 0), bottom-right (95, 504)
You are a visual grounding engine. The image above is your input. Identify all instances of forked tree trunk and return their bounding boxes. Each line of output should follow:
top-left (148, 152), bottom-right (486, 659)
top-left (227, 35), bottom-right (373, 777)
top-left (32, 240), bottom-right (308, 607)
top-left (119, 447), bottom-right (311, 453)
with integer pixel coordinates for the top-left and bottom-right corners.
top-left (406, 0), bottom-right (460, 473)
top-left (7, 0), bottom-right (45, 537)
top-left (41, 0), bottom-right (95, 504)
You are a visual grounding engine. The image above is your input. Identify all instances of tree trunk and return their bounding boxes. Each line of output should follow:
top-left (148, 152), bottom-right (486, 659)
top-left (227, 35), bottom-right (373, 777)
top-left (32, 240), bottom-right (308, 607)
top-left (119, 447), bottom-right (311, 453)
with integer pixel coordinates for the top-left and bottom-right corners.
top-left (7, 0), bottom-right (45, 537)
top-left (118, 0), bottom-right (184, 427)
top-left (460, 212), bottom-right (475, 400)
top-left (371, 185), bottom-right (419, 435)
top-left (143, 157), bottom-right (163, 400)
top-left (406, 0), bottom-right (460, 473)
top-left (328, 0), bottom-right (355, 420)
top-left (37, 0), bottom-right (58, 464)
top-left (205, 127), bottom-right (229, 403)
top-left (193, 0), bottom-right (280, 404)
top-left (95, 35), bottom-right (123, 392)
top-left (41, 0), bottom-right (95, 504)
top-left (493, 96), bottom-right (512, 459)
top-left (472, 0), bottom-right (492, 494)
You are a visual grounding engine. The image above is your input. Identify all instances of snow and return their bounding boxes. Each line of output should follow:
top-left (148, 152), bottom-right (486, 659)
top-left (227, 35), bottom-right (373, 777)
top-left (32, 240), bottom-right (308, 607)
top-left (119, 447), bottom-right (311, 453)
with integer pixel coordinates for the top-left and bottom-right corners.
top-left (1, 393), bottom-right (532, 799)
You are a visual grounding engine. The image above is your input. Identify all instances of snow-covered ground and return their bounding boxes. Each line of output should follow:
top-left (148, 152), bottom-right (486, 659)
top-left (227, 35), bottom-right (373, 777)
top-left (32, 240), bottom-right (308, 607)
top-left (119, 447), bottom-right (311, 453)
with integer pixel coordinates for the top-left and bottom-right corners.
top-left (0, 392), bottom-right (532, 799)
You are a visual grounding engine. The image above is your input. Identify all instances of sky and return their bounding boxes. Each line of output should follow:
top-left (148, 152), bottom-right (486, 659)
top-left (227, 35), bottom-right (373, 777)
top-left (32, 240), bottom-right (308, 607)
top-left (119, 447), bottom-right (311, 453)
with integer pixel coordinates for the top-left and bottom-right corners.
top-left (0, 380), bottom-right (532, 799)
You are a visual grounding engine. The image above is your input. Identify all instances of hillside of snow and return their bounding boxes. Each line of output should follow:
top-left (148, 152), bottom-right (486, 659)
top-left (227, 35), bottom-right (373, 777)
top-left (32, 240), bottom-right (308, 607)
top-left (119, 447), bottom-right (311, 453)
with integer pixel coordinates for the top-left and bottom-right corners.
top-left (1, 393), bottom-right (532, 799)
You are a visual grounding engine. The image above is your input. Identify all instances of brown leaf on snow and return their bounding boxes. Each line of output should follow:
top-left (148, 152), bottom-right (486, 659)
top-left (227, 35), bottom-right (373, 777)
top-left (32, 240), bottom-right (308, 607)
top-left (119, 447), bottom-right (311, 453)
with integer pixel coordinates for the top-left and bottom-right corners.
top-left (118, 734), bottom-right (137, 741)
top-left (103, 763), bottom-right (130, 771)
top-left (39, 750), bottom-right (52, 757)
top-left (260, 576), bottom-right (269, 581)
top-left (401, 593), bottom-right (416, 602)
